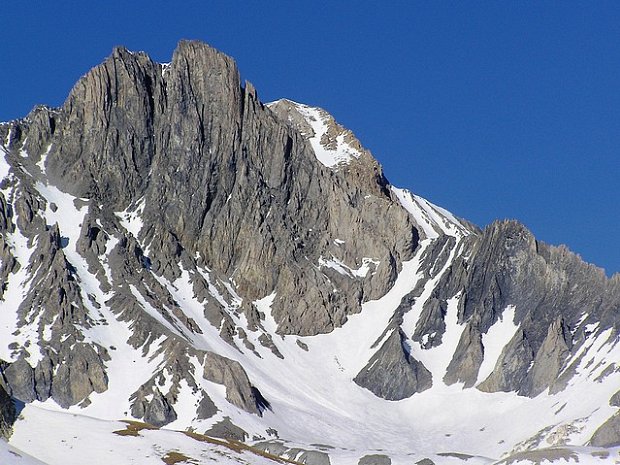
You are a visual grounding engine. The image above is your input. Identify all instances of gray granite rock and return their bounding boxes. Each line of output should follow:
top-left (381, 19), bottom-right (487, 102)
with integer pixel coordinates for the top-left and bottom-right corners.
top-left (439, 220), bottom-right (620, 397)
top-left (130, 386), bottom-right (177, 428)
top-left (296, 450), bottom-right (331, 465)
top-left (354, 329), bottom-right (431, 400)
top-left (254, 441), bottom-right (331, 465)
top-left (203, 351), bottom-right (265, 415)
top-left (0, 358), bottom-right (35, 403)
top-left (358, 454), bottom-right (391, 465)
top-left (443, 322), bottom-right (484, 387)
top-left (589, 411), bottom-right (620, 447)
top-left (206, 416), bottom-right (247, 441)
top-left (522, 317), bottom-right (572, 396)
top-left (415, 459), bottom-right (435, 465)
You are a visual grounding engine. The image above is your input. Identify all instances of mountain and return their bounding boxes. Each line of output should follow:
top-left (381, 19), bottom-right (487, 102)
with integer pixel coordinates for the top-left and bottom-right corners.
top-left (1, 40), bottom-right (620, 465)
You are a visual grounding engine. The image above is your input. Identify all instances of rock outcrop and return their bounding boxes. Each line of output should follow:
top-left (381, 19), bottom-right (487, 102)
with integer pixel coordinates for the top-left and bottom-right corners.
top-left (0, 382), bottom-right (16, 439)
top-left (354, 329), bottom-right (432, 400)
top-left (589, 412), bottom-right (620, 447)
top-left (433, 220), bottom-right (620, 397)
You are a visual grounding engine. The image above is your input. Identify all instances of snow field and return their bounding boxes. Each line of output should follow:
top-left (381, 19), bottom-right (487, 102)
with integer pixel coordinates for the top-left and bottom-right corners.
top-left (9, 405), bottom-right (281, 465)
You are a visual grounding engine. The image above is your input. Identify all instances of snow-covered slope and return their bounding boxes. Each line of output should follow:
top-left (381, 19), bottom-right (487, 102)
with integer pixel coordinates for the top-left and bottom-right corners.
top-left (8, 405), bottom-right (295, 465)
top-left (1, 41), bottom-right (620, 465)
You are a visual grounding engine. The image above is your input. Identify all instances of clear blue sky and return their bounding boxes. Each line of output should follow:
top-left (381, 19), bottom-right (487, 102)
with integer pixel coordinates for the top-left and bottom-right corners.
top-left (2, 2), bottom-right (619, 275)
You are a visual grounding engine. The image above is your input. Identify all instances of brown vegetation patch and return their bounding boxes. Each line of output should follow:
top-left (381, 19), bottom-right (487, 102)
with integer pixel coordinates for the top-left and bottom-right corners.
top-left (161, 451), bottom-right (195, 464)
top-left (113, 420), bottom-right (160, 437)
top-left (183, 431), bottom-right (302, 464)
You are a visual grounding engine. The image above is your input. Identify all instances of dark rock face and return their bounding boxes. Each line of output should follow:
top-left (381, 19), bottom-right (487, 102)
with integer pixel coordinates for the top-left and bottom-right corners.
top-left (0, 382), bottom-right (16, 439)
top-left (354, 329), bottom-right (431, 400)
top-left (0, 345), bottom-right (108, 409)
top-left (609, 390), bottom-right (620, 407)
top-left (354, 217), bottom-right (620, 403)
top-left (0, 188), bottom-right (110, 409)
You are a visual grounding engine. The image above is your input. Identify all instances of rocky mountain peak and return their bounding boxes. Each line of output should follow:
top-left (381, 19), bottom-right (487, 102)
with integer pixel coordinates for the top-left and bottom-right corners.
top-left (1, 40), bottom-right (620, 464)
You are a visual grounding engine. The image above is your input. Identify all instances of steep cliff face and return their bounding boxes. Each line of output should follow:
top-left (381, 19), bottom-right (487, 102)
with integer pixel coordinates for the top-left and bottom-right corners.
top-left (1, 40), bottom-right (620, 465)
top-left (434, 220), bottom-right (620, 397)
top-left (0, 40), bottom-right (419, 423)
top-left (6, 41), bottom-right (417, 337)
